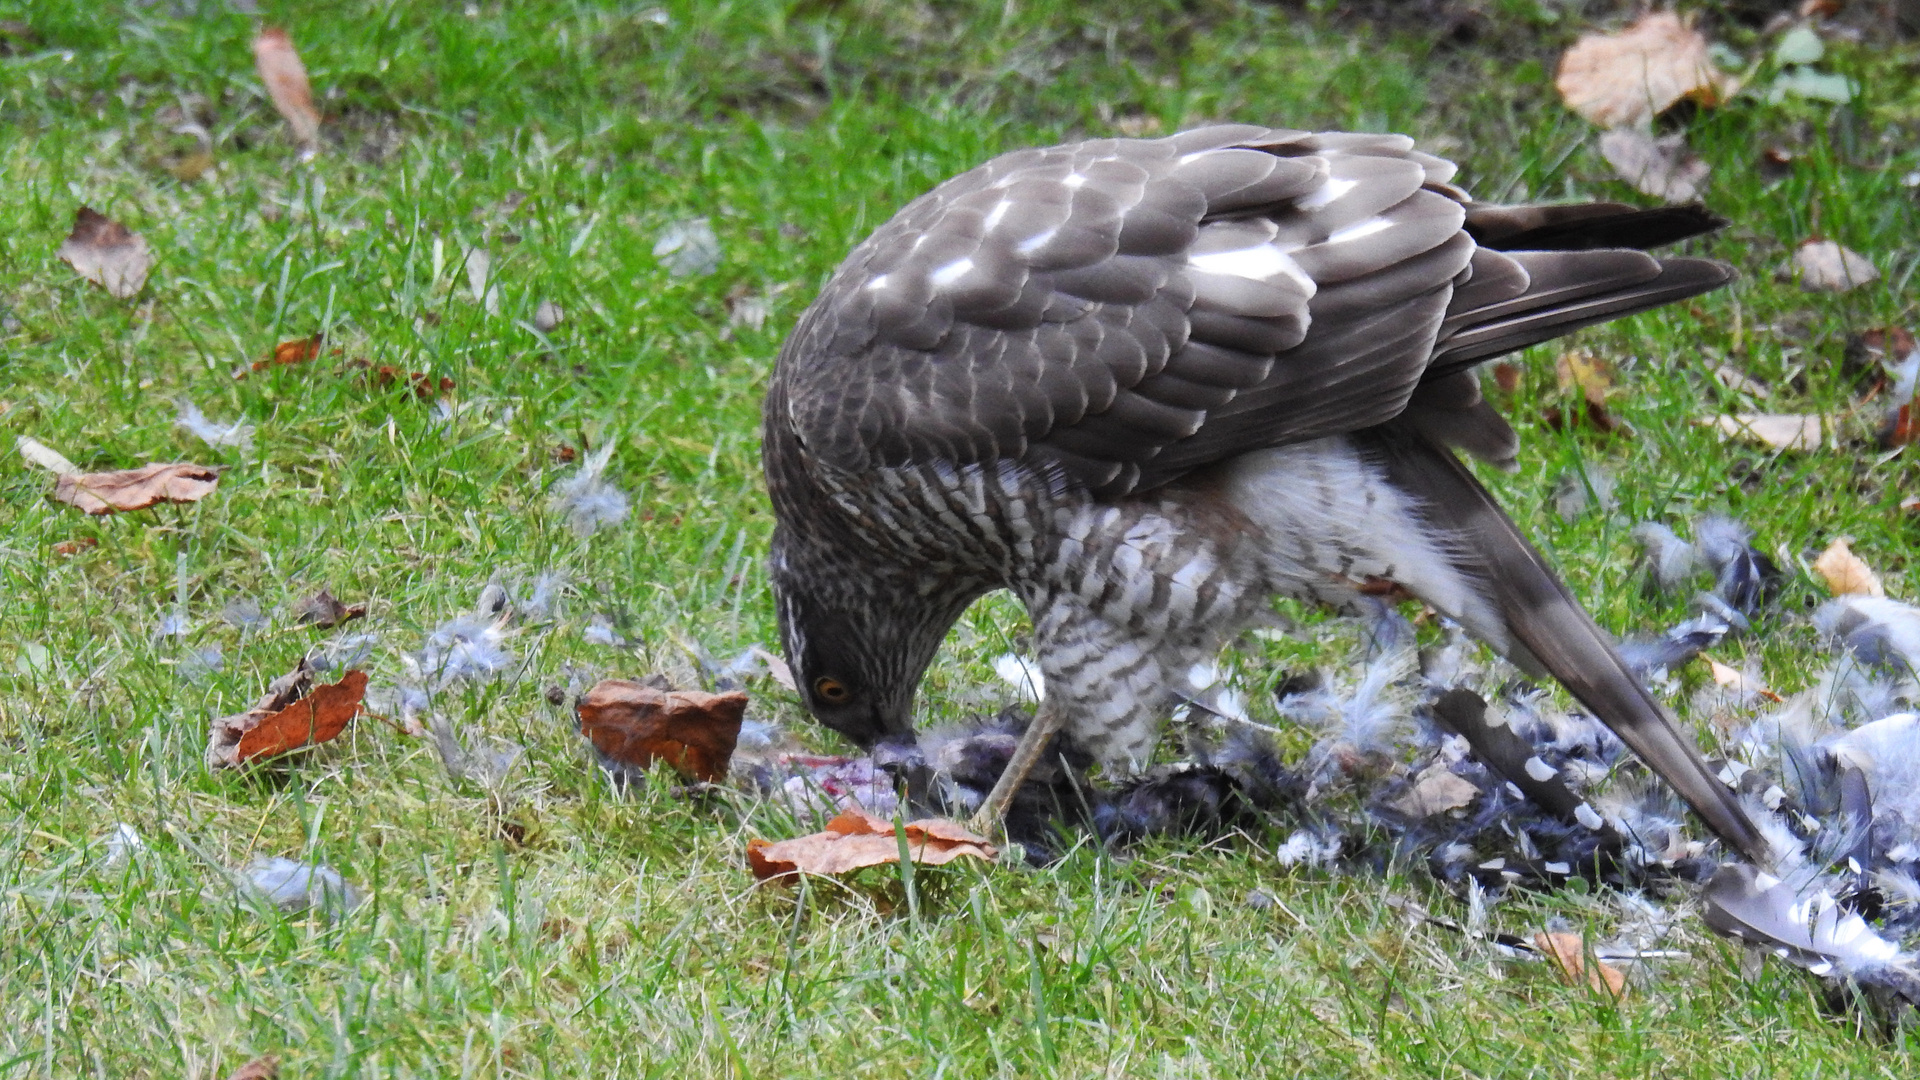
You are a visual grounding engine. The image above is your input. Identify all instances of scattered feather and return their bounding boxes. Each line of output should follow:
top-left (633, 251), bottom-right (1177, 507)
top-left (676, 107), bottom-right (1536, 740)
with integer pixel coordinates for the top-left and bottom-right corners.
top-left (243, 857), bottom-right (363, 919)
top-left (102, 823), bottom-right (144, 868)
top-left (414, 615), bottom-right (514, 686)
top-left (549, 442), bottom-right (629, 538)
top-left (583, 613), bottom-right (626, 647)
top-left (175, 399), bottom-right (255, 451)
top-left (430, 714), bottom-right (524, 790)
top-left (1815, 597), bottom-right (1920, 675)
top-left (1703, 864), bottom-right (1916, 995)
top-left (653, 217), bottom-right (721, 278)
top-left (220, 598), bottom-right (268, 632)
top-left (1631, 522), bottom-right (1698, 591)
top-left (993, 653), bottom-right (1045, 703)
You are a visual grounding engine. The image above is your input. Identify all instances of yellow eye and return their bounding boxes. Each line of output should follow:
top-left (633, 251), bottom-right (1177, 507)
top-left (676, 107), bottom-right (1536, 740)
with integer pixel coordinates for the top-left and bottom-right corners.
top-left (813, 677), bottom-right (851, 704)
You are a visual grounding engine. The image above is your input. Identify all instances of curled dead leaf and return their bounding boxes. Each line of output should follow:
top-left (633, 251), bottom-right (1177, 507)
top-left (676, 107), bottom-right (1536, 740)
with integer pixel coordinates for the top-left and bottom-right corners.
top-left (57, 207), bottom-right (152, 300)
top-left (223, 1056), bottom-right (279, 1080)
top-left (52, 462), bottom-right (219, 515)
top-left (577, 679), bottom-right (746, 783)
top-left (252, 28), bottom-right (320, 156)
top-left (1555, 351), bottom-right (1613, 406)
top-left (747, 808), bottom-right (997, 881)
top-left (751, 646), bottom-right (797, 692)
top-left (1598, 128), bottom-right (1709, 203)
top-left (207, 664), bottom-right (367, 769)
top-left (1790, 240), bottom-right (1878, 293)
top-left (1533, 931), bottom-right (1628, 999)
top-left (295, 587), bottom-right (368, 628)
top-left (1812, 537), bottom-right (1884, 598)
top-left (1555, 13), bottom-right (1737, 129)
top-left (1708, 413), bottom-right (1829, 452)
top-left (1387, 762), bottom-right (1481, 818)
top-left (243, 334), bottom-right (327, 376)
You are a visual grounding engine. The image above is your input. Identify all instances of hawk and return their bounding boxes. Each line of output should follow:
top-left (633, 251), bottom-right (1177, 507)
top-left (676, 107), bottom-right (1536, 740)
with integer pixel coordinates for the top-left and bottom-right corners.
top-left (762, 124), bottom-right (1769, 865)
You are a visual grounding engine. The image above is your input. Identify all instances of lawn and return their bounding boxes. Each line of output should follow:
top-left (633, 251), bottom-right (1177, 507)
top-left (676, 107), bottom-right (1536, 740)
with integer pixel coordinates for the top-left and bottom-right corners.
top-left (0, 1), bottom-right (1916, 1076)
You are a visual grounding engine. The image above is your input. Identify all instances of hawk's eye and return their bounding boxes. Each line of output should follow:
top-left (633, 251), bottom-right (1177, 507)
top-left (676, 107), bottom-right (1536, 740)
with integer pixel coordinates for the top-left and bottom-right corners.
top-left (813, 676), bottom-right (852, 704)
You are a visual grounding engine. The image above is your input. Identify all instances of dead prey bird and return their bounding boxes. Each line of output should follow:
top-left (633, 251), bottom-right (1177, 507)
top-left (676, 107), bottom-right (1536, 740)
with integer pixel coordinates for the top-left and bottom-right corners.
top-left (761, 123), bottom-right (1769, 866)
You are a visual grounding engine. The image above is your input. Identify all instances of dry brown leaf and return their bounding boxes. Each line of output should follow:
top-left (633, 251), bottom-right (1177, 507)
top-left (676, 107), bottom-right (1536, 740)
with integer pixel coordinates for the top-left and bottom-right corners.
top-left (1812, 537), bottom-right (1885, 598)
top-left (207, 663), bottom-right (367, 769)
top-left (1387, 763), bottom-right (1481, 818)
top-left (1491, 361), bottom-right (1522, 394)
top-left (752, 646), bottom-right (797, 692)
top-left (1555, 351), bottom-right (1613, 406)
top-left (1704, 657), bottom-right (1782, 702)
top-left (224, 1055), bottom-right (279, 1080)
top-left (52, 462), bottom-right (218, 515)
top-left (1542, 398), bottom-right (1631, 438)
top-left (57, 206), bottom-right (152, 299)
top-left (1598, 128), bottom-right (1709, 203)
top-left (747, 808), bottom-right (997, 881)
top-left (577, 680), bottom-right (747, 783)
top-left (294, 587), bottom-right (367, 628)
top-left (1533, 931), bottom-right (1628, 999)
top-left (1708, 413), bottom-right (1829, 452)
top-left (1710, 364), bottom-right (1768, 399)
top-left (51, 537), bottom-right (97, 556)
top-left (243, 334), bottom-right (326, 376)
top-left (252, 28), bottom-right (320, 156)
top-left (1555, 13), bottom-right (1737, 129)
top-left (1790, 240), bottom-right (1879, 293)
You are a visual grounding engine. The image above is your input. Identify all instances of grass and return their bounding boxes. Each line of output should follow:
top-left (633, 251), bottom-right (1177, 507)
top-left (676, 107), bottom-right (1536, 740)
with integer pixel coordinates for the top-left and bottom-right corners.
top-left (0, 0), bottom-right (1916, 1075)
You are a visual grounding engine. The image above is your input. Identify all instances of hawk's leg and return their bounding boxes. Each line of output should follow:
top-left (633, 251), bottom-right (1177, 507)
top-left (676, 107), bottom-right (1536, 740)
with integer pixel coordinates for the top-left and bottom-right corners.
top-left (965, 699), bottom-right (1066, 837)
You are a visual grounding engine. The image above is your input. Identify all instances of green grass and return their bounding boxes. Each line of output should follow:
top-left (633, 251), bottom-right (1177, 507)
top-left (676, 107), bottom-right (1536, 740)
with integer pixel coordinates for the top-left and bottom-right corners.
top-left (1, 1), bottom-right (1916, 1075)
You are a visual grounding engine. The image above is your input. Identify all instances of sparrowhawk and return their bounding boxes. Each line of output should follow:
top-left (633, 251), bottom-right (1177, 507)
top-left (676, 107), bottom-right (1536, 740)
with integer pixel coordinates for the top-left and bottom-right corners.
top-left (762, 123), bottom-right (1770, 865)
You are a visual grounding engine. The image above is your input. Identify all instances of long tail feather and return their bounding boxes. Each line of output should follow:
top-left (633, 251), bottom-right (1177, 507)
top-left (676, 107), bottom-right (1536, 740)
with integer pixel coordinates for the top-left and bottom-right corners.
top-left (1369, 425), bottom-right (1773, 867)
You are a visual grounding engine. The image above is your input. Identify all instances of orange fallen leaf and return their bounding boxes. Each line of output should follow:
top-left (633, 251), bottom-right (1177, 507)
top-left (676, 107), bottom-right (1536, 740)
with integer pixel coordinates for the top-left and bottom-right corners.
top-left (1902, 495), bottom-right (1920, 515)
top-left (1704, 657), bottom-right (1782, 703)
top-left (577, 679), bottom-right (746, 783)
top-left (747, 808), bottom-right (997, 881)
top-left (1555, 351), bottom-right (1613, 407)
top-left (1885, 401), bottom-right (1917, 449)
top-left (1812, 537), bottom-right (1884, 598)
top-left (224, 1055), bottom-right (279, 1080)
top-left (207, 664), bottom-right (367, 769)
top-left (51, 537), bottom-right (97, 556)
top-left (245, 334), bottom-right (326, 375)
top-left (57, 206), bottom-right (152, 299)
top-left (1533, 931), bottom-right (1628, 1000)
top-left (52, 463), bottom-right (219, 515)
top-left (252, 28), bottom-right (320, 156)
top-left (1555, 12), bottom-right (1737, 129)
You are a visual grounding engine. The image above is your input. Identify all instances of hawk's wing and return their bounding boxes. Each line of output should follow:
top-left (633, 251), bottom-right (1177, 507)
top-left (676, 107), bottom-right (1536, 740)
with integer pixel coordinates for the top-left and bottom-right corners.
top-left (777, 125), bottom-right (1728, 495)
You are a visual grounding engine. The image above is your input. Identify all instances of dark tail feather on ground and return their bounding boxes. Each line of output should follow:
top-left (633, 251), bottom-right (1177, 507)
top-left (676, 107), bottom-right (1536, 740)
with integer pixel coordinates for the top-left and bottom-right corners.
top-left (1369, 424), bottom-right (1774, 868)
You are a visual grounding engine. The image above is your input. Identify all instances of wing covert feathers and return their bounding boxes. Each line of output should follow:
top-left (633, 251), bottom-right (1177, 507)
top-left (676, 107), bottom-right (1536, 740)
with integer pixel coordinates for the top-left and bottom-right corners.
top-left (775, 124), bottom-right (1732, 496)
top-left (1368, 425), bottom-right (1772, 867)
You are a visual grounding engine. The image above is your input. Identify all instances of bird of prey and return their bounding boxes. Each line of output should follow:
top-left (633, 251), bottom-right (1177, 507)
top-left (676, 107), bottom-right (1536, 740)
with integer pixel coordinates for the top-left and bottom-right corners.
top-left (762, 123), bottom-right (1770, 866)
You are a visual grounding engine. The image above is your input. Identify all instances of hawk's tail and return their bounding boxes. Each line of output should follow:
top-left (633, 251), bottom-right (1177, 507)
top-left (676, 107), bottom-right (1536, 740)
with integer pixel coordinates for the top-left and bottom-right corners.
top-left (1370, 424), bottom-right (1773, 868)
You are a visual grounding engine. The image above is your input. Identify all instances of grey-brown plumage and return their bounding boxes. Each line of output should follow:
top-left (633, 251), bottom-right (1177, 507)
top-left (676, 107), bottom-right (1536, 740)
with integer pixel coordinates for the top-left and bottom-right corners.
top-left (763, 124), bottom-right (1770, 866)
